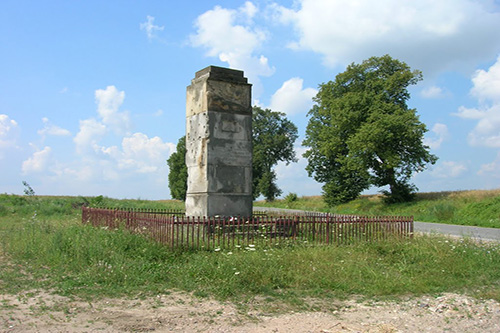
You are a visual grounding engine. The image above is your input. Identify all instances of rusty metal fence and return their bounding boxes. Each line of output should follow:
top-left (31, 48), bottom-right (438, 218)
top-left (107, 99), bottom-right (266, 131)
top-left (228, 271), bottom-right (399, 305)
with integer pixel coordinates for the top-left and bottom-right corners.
top-left (82, 207), bottom-right (413, 249)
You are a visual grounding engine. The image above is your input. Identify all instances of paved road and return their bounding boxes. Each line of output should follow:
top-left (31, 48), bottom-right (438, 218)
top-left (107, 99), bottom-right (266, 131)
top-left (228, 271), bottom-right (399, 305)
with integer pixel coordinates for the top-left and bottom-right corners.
top-left (254, 207), bottom-right (500, 242)
top-left (414, 221), bottom-right (500, 242)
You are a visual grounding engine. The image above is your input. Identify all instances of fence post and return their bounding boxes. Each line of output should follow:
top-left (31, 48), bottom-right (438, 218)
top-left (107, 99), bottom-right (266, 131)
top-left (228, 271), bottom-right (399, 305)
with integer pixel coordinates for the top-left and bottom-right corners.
top-left (326, 214), bottom-right (330, 244)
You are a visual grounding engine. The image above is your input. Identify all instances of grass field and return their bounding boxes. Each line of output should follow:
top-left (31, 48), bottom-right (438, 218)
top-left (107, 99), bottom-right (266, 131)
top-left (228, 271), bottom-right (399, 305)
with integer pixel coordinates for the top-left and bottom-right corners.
top-left (256, 189), bottom-right (500, 228)
top-left (1, 193), bottom-right (500, 305)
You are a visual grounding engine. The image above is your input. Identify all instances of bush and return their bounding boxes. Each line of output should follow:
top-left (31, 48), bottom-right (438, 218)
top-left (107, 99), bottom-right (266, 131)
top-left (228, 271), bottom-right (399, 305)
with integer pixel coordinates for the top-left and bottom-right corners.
top-left (284, 193), bottom-right (298, 204)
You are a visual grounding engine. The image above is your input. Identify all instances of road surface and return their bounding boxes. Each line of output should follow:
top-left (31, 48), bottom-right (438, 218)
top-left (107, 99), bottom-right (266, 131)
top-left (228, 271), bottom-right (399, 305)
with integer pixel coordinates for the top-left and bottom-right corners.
top-left (254, 207), bottom-right (500, 242)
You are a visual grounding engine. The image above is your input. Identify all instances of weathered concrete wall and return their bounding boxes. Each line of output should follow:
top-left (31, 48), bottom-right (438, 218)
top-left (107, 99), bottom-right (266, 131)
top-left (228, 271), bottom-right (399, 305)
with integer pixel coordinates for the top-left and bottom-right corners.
top-left (185, 66), bottom-right (252, 217)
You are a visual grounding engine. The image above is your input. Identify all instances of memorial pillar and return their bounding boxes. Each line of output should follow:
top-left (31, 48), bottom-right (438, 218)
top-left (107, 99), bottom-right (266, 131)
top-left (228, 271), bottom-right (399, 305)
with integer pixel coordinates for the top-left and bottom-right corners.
top-left (185, 66), bottom-right (253, 217)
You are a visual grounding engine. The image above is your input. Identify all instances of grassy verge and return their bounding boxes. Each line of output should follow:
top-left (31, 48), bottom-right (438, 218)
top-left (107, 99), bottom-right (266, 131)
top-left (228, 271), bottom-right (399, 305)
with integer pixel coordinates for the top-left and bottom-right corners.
top-left (256, 189), bottom-right (500, 228)
top-left (1, 197), bottom-right (499, 304)
top-left (0, 194), bottom-right (184, 216)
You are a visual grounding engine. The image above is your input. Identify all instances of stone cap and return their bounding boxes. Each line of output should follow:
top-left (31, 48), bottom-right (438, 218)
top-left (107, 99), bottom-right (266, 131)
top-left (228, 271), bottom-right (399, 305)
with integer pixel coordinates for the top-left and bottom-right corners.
top-left (195, 66), bottom-right (249, 84)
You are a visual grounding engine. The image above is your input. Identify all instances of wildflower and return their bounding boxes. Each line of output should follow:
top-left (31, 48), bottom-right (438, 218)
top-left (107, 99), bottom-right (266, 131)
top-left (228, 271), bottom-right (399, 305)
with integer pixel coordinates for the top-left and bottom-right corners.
top-left (248, 244), bottom-right (255, 248)
top-left (227, 252), bottom-right (233, 255)
top-left (234, 272), bottom-right (240, 275)
top-left (214, 248), bottom-right (221, 252)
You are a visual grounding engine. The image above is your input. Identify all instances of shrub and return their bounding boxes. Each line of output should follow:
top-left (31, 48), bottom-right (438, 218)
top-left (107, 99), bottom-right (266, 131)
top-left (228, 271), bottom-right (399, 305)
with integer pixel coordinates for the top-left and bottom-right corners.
top-left (284, 192), bottom-right (298, 204)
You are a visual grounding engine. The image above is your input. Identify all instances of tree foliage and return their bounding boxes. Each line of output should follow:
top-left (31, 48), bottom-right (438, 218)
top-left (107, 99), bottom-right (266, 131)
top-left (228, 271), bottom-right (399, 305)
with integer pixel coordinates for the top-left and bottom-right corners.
top-left (167, 107), bottom-right (298, 202)
top-left (303, 55), bottom-right (437, 205)
top-left (167, 136), bottom-right (188, 200)
top-left (252, 106), bottom-right (298, 201)
top-left (22, 181), bottom-right (36, 196)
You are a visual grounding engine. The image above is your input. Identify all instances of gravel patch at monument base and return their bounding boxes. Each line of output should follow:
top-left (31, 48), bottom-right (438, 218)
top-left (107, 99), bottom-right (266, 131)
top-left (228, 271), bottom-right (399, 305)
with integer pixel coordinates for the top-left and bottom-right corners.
top-left (1, 291), bottom-right (499, 332)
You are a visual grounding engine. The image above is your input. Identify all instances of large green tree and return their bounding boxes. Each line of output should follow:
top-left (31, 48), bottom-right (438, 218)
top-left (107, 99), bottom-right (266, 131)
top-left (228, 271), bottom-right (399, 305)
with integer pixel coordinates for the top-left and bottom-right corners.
top-left (303, 55), bottom-right (437, 205)
top-left (252, 106), bottom-right (298, 201)
top-left (167, 136), bottom-right (188, 200)
top-left (167, 107), bottom-right (298, 202)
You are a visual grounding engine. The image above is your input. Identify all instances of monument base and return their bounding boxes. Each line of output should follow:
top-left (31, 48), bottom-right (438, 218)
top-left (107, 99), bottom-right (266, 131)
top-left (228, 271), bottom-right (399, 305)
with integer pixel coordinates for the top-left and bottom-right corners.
top-left (185, 193), bottom-right (253, 217)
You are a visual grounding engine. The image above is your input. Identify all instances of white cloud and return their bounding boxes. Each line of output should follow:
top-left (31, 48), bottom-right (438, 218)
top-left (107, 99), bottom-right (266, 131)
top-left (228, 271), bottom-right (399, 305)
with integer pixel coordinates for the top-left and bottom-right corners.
top-left (117, 133), bottom-right (176, 173)
top-left (59, 86), bottom-right (177, 198)
top-left (478, 151), bottom-right (500, 178)
top-left (74, 118), bottom-right (107, 154)
top-left (190, 4), bottom-right (264, 57)
top-left (37, 117), bottom-right (71, 138)
top-left (454, 106), bottom-right (486, 120)
top-left (456, 56), bottom-right (500, 148)
top-left (95, 85), bottom-right (131, 134)
top-left (4, 84), bottom-right (175, 199)
top-left (424, 123), bottom-right (449, 149)
top-left (0, 114), bottom-right (19, 154)
top-left (74, 86), bottom-right (131, 154)
top-left (273, 0), bottom-right (500, 74)
top-left (470, 56), bottom-right (500, 103)
top-left (466, 105), bottom-right (500, 147)
top-left (431, 161), bottom-right (468, 179)
top-left (269, 78), bottom-right (317, 115)
top-left (58, 132), bottom-right (175, 194)
top-left (420, 85), bottom-right (446, 99)
top-left (22, 146), bottom-right (52, 174)
top-left (190, 2), bottom-right (274, 95)
top-left (241, 1), bottom-right (258, 19)
top-left (140, 15), bottom-right (164, 41)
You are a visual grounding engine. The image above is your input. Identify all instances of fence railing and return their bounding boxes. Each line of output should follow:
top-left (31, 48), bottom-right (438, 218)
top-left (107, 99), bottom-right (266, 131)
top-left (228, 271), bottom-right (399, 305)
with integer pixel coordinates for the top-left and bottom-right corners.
top-left (82, 207), bottom-right (413, 249)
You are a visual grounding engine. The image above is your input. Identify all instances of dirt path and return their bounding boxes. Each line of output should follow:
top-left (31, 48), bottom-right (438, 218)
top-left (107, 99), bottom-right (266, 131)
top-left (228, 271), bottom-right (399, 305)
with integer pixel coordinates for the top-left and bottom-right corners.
top-left (1, 291), bottom-right (499, 332)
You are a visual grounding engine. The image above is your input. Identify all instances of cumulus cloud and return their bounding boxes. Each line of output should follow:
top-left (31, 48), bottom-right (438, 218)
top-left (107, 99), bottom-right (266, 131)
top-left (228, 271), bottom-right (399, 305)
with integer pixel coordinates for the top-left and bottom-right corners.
top-left (269, 78), bottom-right (317, 115)
top-left (115, 133), bottom-right (176, 173)
top-left (74, 86), bottom-right (129, 154)
top-left (61, 132), bottom-right (175, 190)
top-left (0, 114), bottom-right (19, 152)
top-left (478, 151), bottom-right (500, 178)
top-left (420, 86), bottom-right (446, 99)
top-left (37, 117), bottom-right (71, 138)
top-left (424, 123), bottom-right (449, 149)
top-left (22, 146), bottom-right (52, 174)
top-left (430, 161), bottom-right (468, 179)
top-left (455, 56), bottom-right (500, 147)
top-left (190, 2), bottom-right (274, 95)
top-left (470, 56), bottom-right (500, 103)
top-left (95, 85), bottom-right (131, 134)
top-left (272, 0), bottom-right (500, 74)
top-left (9, 84), bottom-right (177, 198)
top-left (74, 118), bottom-right (107, 154)
top-left (140, 15), bottom-right (164, 40)
top-left (62, 86), bottom-right (177, 198)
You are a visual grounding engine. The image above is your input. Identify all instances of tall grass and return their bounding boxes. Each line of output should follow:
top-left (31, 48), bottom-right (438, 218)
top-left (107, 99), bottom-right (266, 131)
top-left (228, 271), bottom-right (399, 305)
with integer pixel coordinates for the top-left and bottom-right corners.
top-left (0, 194), bottom-right (184, 217)
top-left (256, 189), bottom-right (500, 228)
top-left (1, 203), bottom-right (499, 303)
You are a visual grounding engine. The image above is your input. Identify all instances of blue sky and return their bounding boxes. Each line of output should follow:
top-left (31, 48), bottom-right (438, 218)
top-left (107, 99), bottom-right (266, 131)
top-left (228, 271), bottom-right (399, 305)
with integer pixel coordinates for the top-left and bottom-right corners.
top-left (1, 0), bottom-right (500, 200)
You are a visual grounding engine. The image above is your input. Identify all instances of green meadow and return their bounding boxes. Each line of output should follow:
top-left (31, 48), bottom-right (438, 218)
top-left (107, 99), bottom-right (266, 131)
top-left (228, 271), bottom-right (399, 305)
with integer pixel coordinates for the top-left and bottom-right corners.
top-left (1, 192), bottom-right (499, 306)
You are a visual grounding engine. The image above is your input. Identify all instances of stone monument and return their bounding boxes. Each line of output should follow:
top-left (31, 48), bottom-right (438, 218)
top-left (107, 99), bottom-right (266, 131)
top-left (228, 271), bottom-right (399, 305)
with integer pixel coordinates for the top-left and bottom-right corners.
top-left (185, 66), bottom-right (253, 217)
